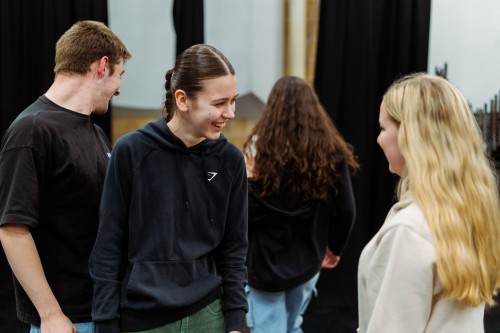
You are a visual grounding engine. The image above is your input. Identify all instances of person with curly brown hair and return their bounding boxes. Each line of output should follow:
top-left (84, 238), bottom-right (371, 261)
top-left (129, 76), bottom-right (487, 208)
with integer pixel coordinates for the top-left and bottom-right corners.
top-left (243, 76), bottom-right (359, 333)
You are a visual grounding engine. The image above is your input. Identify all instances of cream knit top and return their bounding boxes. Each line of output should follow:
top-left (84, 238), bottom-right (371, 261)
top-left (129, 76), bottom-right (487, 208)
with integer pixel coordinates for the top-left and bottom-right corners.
top-left (357, 194), bottom-right (485, 333)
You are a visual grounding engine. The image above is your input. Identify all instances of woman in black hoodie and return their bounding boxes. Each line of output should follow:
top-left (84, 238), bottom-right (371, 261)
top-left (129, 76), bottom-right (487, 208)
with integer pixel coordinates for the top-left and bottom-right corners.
top-left (90, 44), bottom-right (248, 333)
top-left (243, 76), bottom-right (359, 333)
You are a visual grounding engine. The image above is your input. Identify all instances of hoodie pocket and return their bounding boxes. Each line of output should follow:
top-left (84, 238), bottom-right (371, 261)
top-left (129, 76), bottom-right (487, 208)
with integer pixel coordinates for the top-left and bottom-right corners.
top-left (124, 259), bottom-right (222, 309)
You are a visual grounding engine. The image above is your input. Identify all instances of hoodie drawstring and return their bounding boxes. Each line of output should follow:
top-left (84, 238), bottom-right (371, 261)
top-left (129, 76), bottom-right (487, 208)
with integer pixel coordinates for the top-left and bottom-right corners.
top-left (141, 119), bottom-right (220, 226)
top-left (175, 141), bottom-right (190, 210)
top-left (175, 141), bottom-right (214, 226)
top-left (202, 150), bottom-right (214, 227)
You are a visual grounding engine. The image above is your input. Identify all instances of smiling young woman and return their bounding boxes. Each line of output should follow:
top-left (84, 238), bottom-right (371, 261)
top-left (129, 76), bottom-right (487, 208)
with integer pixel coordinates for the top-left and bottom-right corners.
top-left (90, 44), bottom-right (248, 333)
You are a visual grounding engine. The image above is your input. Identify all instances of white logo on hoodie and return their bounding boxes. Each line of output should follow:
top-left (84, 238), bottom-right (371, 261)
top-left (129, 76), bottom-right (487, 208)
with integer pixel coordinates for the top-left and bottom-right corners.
top-left (207, 172), bottom-right (218, 181)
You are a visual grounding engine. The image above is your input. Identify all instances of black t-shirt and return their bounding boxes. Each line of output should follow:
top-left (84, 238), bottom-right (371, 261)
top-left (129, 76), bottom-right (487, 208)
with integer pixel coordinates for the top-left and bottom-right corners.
top-left (0, 95), bottom-right (112, 324)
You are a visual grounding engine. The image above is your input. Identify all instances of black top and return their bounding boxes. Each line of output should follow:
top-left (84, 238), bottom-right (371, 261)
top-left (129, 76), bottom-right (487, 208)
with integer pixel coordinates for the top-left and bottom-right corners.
top-left (0, 95), bottom-right (112, 324)
top-left (247, 158), bottom-right (356, 292)
top-left (90, 118), bottom-right (248, 333)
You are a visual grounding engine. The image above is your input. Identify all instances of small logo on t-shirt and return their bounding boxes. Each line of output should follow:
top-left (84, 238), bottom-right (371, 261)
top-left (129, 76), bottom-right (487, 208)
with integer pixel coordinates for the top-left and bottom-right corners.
top-left (106, 152), bottom-right (111, 158)
top-left (207, 172), bottom-right (218, 181)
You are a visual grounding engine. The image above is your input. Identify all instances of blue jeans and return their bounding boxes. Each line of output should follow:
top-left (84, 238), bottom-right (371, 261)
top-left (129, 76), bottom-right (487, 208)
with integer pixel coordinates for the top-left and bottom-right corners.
top-left (246, 273), bottom-right (320, 333)
top-left (30, 321), bottom-right (95, 333)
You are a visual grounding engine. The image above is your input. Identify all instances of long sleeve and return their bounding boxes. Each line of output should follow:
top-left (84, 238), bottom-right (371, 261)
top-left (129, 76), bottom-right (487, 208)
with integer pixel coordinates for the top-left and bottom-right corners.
top-left (328, 158), bottom-right (356, 256)
top-left (358, 212), bottom-right (435, 333)
top-left (214, 156), bottom-right (249, 333)
top-left (362, 227), bottom-right (434, 333)
top-left (90, 141), bottom-right (132, 333)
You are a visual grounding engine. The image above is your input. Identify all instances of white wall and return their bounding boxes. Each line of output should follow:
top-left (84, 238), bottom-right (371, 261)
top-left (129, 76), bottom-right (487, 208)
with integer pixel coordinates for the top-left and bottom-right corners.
top-left (428, 0), bottom-right (500, 110)
top-left (109, 1), bottom-right (500, 111)
top-left (108, 0), bottom-right (283, 109)
top-left (108, 0), bottom-right (176, 109)
top-left (205, 1), bottom-right (253, 97)
top-left (251, 0), bottom-right (283, 102)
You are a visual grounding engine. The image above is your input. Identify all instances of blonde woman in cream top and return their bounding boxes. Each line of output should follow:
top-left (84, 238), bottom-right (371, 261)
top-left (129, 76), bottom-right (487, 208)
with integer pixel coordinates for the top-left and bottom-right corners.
top-left (357, 73), bottom-right (500, 333)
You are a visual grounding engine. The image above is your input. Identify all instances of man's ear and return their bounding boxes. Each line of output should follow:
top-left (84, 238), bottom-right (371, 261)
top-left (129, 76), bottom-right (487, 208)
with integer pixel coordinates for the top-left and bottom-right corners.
top-left (97, 56), bottom-right (109, 78)
top-left (175, 89), bottom-right (189, 112)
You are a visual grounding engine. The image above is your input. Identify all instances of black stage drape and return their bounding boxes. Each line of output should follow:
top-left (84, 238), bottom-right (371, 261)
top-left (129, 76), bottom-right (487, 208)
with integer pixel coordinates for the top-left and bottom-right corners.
top-left (485, 300), bottom-right (500, 332)
top-left (0, 0), bottom-right (111, 138)
top-left (303, 1), bottom-right (431, 332)
top-left (172, 0), bottom-right (204, 57)
top-left (0, 1), bottom-right (108, 332)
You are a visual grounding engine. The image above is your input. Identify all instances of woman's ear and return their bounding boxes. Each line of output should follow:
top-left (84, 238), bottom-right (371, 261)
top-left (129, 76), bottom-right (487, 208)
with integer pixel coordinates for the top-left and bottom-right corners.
top-left (175, 89), bottom-right (189, 112)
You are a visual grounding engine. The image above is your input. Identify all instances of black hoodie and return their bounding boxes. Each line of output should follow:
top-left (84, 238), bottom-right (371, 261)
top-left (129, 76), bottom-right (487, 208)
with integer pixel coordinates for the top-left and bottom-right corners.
top-left (247, 158), bottom-right (355, 292)
top-left (90, 118), bottom-right (248, 333)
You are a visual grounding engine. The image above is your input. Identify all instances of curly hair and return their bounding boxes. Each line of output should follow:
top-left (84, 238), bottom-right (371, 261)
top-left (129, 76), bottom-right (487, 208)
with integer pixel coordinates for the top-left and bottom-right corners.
top-left (384, 73), bottom-right (500, 306)
top-left (243, 76), bottom-right (359, 201)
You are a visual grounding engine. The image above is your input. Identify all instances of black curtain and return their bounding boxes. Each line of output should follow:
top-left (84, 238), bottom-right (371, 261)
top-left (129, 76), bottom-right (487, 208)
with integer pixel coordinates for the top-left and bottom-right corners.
top-left (303, 1), bottom-right (431, 332)
top-left (0, 1), bottom-right (108, 332)
top-left (172, 0), bottom-right (204, 57)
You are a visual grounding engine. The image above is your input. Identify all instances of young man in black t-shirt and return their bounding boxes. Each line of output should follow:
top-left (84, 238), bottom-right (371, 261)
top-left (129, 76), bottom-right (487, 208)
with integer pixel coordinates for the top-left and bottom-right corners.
top-left (0, 21), bottom-right (131, 333)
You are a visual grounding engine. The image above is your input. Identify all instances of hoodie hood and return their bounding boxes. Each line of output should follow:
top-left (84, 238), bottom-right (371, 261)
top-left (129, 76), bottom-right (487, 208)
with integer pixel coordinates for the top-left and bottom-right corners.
top-left (248, 183), bottom-right (316, 219)
top-left (249, 192), bottom-right (314, 217)
top-left (137, 118), bottom-right (227, 155)
top-left (138, 118), bottom-right (228, 225)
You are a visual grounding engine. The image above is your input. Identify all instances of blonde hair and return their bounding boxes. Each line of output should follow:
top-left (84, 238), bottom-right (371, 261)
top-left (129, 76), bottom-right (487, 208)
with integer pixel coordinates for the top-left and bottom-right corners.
top-left (384, 73), bottom-right (500, 306)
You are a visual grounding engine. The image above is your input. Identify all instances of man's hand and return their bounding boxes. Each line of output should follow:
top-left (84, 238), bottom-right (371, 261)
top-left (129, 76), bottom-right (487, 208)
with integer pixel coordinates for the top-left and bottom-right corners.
top-left (0, 224), bottom-right (74, 332)
top-left (40, 308), bottom-right (76, 333)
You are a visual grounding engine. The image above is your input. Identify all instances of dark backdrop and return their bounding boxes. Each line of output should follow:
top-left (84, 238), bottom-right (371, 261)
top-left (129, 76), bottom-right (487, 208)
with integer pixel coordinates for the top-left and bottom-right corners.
top-left (0, 1), bottom-right (108, 332)
top-left (4, 2), bottom-right (498, 333)
top-left (303, 1), bottom-right (431, 332)
top-left (173, 0), bottom-right (204, 57)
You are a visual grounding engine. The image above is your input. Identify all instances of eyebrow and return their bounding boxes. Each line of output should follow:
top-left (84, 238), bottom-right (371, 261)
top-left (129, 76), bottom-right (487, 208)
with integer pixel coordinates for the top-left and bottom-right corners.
top-left (212, 93), bottom-right (239, 103)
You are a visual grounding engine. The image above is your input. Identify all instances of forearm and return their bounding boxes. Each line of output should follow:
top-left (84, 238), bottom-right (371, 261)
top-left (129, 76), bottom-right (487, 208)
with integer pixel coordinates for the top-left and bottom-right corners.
top-left (329, 159), bottom-right (356, 255)
top-left (0, 224), bottom-right (62, 318)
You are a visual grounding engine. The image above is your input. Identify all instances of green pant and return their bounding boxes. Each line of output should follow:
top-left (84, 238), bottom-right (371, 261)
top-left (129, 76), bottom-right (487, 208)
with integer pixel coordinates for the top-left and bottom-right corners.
top-left (124, 299), bottom-right (225, 333)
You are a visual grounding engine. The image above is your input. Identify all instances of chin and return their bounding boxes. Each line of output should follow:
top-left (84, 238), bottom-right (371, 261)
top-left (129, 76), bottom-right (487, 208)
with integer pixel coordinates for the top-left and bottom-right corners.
top-left (389, 167), bottom-right (402, 177)
top-left (93, 107), bottom-right (109, 116)
top-left (207, 132), bottom-right (222, 141)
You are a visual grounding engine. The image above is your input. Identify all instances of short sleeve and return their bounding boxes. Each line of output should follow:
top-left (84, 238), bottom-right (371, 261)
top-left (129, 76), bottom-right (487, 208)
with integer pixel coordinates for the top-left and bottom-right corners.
top-left (0, 147), bottom-right (42, 227)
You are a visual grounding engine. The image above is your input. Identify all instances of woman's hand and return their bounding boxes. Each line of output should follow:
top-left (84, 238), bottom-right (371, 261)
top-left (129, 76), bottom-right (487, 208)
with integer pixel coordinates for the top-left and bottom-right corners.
top-left (321, 248), bottom-right (340, 269)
